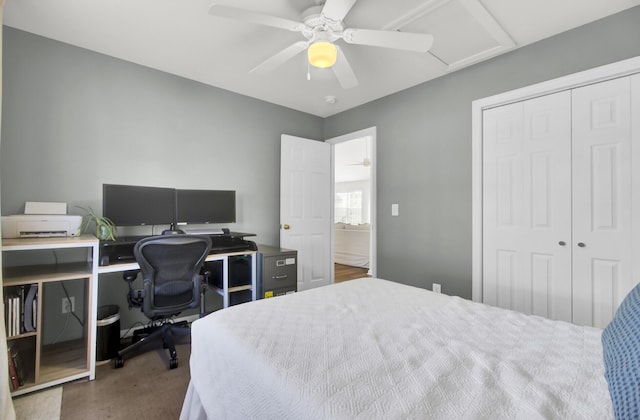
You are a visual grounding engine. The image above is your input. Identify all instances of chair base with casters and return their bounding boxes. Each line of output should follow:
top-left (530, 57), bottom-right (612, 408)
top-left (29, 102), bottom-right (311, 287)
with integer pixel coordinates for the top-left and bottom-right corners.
top-left (115, 318), bottom-right (190, 369)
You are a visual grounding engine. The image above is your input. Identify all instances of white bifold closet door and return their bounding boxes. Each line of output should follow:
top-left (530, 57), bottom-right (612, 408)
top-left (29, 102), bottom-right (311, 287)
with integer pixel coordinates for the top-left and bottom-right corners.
top-left (571, 77), bottom-right (633, 328)
top-left (482, 75), bottom-right (638, 328)
top-left (482, 91), bottom-right (572, 322)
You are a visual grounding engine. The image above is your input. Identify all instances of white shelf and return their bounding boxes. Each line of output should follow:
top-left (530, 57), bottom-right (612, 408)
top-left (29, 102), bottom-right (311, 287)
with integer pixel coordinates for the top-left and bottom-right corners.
top-left (2, 235), bottom-right (98, 396)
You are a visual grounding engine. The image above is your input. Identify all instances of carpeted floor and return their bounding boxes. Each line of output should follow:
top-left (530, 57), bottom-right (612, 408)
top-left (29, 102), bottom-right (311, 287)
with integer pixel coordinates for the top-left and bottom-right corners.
top-left (13, 386), bottom-right (63, 420)
top-left (60, 339), bottom-right (191, 419)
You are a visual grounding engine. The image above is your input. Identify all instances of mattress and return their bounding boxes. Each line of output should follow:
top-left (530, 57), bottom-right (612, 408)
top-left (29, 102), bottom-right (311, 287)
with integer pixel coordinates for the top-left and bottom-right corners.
top-left (180, 278), bottom-right (613, 419)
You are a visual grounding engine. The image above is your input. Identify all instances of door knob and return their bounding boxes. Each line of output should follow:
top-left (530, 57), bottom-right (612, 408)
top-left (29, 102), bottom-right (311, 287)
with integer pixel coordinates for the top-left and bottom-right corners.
top-left (578, 242), bottom-right (586, 247)
top-left (283, 224), bottom-right (290, 230)
top-left (558, 241), bottom-right (566, 246)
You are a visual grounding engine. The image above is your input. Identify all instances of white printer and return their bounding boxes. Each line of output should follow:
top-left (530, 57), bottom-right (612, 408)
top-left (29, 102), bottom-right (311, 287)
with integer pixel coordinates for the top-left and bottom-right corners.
top-left (1, 202), bottom-right (83, 239)
top-left (2, 214), bottom-right (83, 238)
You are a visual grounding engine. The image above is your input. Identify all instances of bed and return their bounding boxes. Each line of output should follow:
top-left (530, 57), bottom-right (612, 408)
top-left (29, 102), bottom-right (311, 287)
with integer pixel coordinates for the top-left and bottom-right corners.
top-left (180, 277), bottom-right (638, 419)
top-left (334, 223), bottom-right (370, 268)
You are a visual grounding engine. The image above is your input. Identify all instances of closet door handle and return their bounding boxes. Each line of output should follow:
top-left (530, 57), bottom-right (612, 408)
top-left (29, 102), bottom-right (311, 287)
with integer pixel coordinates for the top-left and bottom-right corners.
top-left (577, 242), bottom-right (586, 248)
top-left (558, 241), bottom-right (566, 246)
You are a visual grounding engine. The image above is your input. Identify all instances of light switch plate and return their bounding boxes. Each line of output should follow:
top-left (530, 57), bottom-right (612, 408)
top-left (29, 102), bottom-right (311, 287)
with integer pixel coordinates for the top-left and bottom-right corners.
top-left (391, 204), bottom-right (399, 216)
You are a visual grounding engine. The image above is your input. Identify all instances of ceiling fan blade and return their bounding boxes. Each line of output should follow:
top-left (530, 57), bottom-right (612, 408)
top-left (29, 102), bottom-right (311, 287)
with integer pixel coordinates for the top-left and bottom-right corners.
top-left (209, 4), bottom-right (306, 32)
top-left (321, 0), bottom-right (357, 23)
top-left (250, 41), bottom-right (308, 74)
top-left (342, 28), bottom-right (434, 53)
top-left (332, 46), bottom-right (358, 89)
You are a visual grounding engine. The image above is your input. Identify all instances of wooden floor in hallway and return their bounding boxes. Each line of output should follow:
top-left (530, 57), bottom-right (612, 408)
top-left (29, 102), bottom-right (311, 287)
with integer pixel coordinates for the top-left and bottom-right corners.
top-left (335, 263), bottom-right (370, 283)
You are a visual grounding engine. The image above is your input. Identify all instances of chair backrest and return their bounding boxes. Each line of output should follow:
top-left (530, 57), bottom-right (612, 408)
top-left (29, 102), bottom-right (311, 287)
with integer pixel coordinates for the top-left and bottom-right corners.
top-left (133, 234), bottom-right (212, 319)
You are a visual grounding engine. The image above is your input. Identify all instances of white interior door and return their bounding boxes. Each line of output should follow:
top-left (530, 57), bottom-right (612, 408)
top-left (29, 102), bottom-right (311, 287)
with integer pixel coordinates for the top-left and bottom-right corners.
top-left (280, 135), bottom-right (332, 291)
top-left (482, 91), bottom-right (572, 321)
top-left (571, 77), bottom-right (633, 328)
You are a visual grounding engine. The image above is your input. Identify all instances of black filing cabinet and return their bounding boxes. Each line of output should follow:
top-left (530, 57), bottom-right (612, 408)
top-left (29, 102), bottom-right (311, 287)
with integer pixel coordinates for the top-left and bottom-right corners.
top-left (257, 245), bottom-right (297, 299)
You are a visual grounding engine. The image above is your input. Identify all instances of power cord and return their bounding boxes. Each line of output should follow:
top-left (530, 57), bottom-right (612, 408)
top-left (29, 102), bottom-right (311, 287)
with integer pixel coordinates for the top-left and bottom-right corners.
top-left (61, 281), bottom-right (84, 327)
top-left (52, 249), bottom-right (85, 327)
top-left (121, 322), bottom-right (144, 339)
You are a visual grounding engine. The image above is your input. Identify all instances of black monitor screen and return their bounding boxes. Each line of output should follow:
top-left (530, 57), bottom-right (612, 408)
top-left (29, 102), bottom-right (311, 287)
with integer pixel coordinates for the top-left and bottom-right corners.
top-left (176, 189), bottom-right (236, 224)
top-left (103, 184), bottom-right (175, 226)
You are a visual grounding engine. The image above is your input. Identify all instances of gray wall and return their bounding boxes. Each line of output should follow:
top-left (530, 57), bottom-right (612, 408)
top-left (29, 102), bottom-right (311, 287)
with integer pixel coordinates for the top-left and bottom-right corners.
top-left (1, 27), bottom-right (324, 243)
top-left (324, 6), bottom-right (640, 299)
top-left (1, 27), bottom-right (324, 328)
top-left (3, 6), bottom-right (640, 321)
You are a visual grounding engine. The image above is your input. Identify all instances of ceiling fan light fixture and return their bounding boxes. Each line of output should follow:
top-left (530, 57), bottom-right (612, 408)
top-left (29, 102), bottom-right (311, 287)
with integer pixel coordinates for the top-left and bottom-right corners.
top-left (308, 41), bottom-right (337, 68)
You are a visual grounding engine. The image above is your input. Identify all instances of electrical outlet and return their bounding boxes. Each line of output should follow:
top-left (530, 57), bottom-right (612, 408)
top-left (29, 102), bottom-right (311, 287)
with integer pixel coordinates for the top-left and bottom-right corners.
top-left (62, 296), bottom-right (75, 314)
top-left (432, 283), bottom-right (441, 293)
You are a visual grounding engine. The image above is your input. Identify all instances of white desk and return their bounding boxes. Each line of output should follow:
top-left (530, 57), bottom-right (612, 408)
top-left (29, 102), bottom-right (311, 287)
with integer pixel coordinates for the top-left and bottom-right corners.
top-left (1, 235), bottom-right (257, 396)
top-left (98, 250), bottom-right (257, 308)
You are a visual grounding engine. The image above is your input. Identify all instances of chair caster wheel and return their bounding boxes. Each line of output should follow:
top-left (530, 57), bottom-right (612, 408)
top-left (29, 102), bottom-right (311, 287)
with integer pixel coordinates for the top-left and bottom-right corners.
top-left (115, 356), bottom-right (124, 369)
top-left (169, 358), bottom-right (178, 369)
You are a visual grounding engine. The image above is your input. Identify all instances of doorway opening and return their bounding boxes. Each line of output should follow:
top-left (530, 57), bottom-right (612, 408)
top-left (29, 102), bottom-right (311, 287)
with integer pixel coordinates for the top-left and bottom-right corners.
top-left (327, 128), bottom-right (376, 283)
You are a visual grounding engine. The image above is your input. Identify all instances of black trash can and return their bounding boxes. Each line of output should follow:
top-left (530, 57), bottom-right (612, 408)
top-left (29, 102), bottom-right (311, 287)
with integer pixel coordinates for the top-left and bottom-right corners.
top-left (96, 305), bottom-right (120, 362)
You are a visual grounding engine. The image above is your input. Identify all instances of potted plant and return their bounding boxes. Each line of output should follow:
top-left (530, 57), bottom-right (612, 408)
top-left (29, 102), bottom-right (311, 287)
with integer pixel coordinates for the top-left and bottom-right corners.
top-left (77, 206), bottom-right (117, 240)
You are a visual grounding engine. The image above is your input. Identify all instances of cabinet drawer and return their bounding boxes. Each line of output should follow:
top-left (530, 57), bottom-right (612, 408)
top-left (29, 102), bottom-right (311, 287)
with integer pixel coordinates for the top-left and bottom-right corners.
top-left (262, 256), bottom-right (297, 291)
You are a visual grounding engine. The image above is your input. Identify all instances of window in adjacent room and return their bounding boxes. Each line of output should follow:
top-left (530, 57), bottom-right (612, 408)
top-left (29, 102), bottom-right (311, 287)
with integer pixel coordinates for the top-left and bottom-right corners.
top-left (335, 191), bottom-right (363, 224)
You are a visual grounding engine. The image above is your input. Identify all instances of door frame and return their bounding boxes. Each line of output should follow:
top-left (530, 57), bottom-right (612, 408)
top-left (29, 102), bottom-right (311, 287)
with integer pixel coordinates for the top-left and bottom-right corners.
top-left (326, 127), bottom-right (377, 278)
top-left (472, 55), bottom-right (640, 303)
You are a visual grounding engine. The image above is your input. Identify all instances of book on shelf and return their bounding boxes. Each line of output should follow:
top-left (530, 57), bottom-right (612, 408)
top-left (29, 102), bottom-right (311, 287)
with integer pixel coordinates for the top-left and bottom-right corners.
top-left (19, 285), bottom-right (25, 333)
top-left (10, 345), bottom-right (25, 387)
top-left (7, 344), bottom-right (26, 390)
top-left (4, 284), bottom-right (38, 337)
top-left (24, 284), bottom-right (37, 332)
top-left (7, 348), bottom-right (20, 391)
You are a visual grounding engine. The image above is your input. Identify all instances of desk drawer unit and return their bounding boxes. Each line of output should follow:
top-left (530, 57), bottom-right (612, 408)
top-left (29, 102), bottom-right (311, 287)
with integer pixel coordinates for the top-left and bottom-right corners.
top-left (257, 246), bottom-right (297, 299)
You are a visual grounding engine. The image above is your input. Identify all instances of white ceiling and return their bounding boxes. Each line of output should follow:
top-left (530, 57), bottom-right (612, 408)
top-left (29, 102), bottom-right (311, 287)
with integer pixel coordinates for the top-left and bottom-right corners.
top-left (4, 0), bottom-right (640, 117)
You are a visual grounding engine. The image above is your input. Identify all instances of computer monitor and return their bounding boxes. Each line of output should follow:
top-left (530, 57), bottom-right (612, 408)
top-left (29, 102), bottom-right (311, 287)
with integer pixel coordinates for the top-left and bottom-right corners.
top-left (103, 184), bottom-right (176, 226)
top-left (175, 189), bottom-right (236, 224)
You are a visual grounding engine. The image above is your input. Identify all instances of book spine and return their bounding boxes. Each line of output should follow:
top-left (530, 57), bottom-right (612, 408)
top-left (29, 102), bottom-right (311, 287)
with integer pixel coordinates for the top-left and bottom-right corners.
top-left (13, 296), bottom-right (19, 337)
top-left (33, 291), bottom-right (38, 330)
top-left (7, 348), bottom-right (19, 391)
top-left (7, 296), bottom-right (14, 337)
top-left (19, 285), bottom-right (25, 334)
top-left (23, 284), bottom-right (37, 333)
top-left (11, 348), bottom-right (25, 386)
top-left (4, 296), bottom-right (8, 337)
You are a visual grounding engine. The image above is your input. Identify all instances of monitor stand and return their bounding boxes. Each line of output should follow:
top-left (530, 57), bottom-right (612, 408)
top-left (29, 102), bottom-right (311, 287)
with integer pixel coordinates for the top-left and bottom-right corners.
top-left (162, 225), bottom-right (185, 235)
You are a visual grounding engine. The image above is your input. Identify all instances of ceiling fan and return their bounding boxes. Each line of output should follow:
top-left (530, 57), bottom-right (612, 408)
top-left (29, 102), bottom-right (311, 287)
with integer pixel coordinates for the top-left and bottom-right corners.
top-left (209, 0), bottom-right (434, 89)
top-left (347, 158), bottom-right (371, 167)
top-left (346, 138), bottom-right (371, 166)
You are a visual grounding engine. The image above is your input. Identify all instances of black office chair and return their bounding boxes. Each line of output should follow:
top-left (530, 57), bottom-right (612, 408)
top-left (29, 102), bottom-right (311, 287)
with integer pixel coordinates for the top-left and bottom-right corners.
top-left (115, 234), bottom-right (211, 369)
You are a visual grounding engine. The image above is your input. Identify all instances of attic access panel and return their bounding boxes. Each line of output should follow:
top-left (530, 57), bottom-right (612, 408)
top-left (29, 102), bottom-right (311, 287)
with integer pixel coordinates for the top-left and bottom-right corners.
top-left (387, 0), bottom-right (515, 71)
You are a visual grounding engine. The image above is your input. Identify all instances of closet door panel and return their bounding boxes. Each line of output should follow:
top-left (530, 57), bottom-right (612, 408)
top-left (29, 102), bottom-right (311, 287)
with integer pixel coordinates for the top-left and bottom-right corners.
top-left (632, 74), bottom-right (640, 303)
top-left (571, 76), bottom-right (632, 328)
top-left (483, 92), bottom-right (572, 320)
top-left (482, 101), bottom-right (524, 309)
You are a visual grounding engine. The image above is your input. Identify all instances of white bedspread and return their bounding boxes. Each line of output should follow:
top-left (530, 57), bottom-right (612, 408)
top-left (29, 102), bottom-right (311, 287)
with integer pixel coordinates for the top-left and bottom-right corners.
top-left (181, 278), bottom-right (613, 419)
